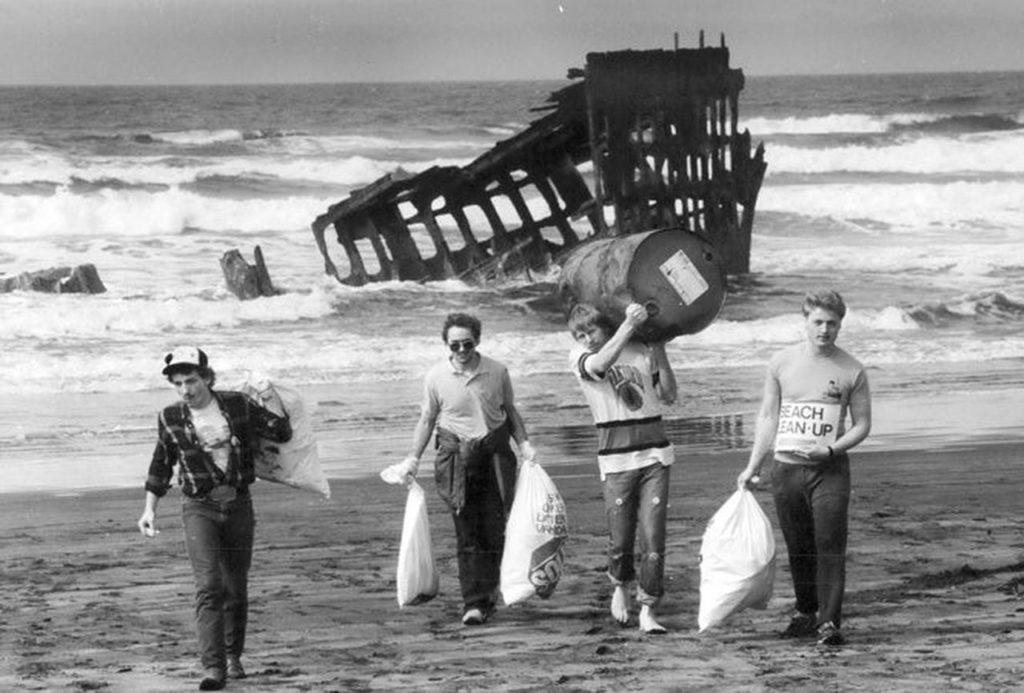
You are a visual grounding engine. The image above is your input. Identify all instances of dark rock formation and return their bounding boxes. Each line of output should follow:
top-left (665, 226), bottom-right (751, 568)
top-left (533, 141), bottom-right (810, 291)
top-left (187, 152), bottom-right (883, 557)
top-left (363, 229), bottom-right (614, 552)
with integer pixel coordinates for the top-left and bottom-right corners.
top-left (0, 264), bottom-right (106, 294)
top-left (220, 246), bottom-right (279, 300)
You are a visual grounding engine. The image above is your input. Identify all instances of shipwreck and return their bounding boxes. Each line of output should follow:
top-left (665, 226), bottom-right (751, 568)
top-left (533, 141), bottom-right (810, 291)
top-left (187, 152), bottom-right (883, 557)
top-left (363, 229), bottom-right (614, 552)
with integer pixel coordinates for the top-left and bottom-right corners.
top-left (311, 34), bottom-right (766, 287)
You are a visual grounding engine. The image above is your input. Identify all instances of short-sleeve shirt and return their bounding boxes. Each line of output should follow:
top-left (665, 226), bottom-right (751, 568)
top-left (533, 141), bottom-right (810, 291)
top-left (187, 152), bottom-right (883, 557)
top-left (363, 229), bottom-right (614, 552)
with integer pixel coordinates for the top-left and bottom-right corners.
top-left (770, 342), bottom-right (869, 466)
top-left (569, 341), bottom-right (674, 480)
top-left (421, 354), bottom-right (514, 441)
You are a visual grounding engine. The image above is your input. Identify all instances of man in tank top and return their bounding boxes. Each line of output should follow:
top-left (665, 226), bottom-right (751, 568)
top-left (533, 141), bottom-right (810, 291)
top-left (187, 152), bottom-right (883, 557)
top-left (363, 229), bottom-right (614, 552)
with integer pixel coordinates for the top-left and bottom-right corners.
top-left (737, 289), bottom-right (872, 647)
top-left (568, 301), bottom-right (677, 634)
top-left (137, 346), bottom-right (292, 690)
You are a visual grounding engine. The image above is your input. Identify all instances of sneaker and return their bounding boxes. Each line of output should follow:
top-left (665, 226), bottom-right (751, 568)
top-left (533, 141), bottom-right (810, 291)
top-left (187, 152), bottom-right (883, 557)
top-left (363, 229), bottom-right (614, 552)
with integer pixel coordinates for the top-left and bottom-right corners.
top-left (816, 621), bottom-right (845, 647)
top-left (227, 656), bottom-right (246, 680)
top-left (780, 613), bottom-right (818, 639)
top-left (462, 607), bottom-right (487, 626)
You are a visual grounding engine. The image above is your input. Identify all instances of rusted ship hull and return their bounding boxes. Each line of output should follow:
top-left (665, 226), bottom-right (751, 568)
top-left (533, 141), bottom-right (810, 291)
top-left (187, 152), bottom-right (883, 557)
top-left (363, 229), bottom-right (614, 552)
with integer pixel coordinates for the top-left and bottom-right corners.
top-left (312, 37), bottom-right (766, 286)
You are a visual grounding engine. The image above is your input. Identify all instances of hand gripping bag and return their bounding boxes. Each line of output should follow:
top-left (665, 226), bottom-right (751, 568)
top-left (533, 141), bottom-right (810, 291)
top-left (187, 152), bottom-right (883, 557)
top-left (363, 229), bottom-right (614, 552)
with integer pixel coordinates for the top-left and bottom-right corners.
top-left (396, 480), bottom-right (440, 607)
top-left (698, 489), bottom-right (776, 632)
top-left (240, 376), bottom-right (331, 499)
top-left (500, 462), bottom-right (569, 605)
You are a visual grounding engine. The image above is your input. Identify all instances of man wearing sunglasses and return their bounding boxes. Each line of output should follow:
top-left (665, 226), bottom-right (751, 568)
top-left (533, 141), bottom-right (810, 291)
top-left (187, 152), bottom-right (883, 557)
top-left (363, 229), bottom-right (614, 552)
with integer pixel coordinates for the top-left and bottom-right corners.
top-left (385, 312), bottom-right (536, 626)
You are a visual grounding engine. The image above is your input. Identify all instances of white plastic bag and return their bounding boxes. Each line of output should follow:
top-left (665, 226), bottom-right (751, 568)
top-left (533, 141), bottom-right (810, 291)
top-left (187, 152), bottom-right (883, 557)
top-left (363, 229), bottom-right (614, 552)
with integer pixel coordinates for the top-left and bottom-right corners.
top-left (500, 462), bottom-right (569, 605)
top-left (239, 376), bottom-right (330, 499)
top-left (698, 489), bottom-right (776, 632)
top-left (395, 480), bottom-right (439, 607)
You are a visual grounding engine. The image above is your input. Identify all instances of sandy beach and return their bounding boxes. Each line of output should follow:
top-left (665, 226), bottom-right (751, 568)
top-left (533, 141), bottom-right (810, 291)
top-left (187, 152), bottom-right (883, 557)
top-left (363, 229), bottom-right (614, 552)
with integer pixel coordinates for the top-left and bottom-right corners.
top-left (3, 435), bottom-right (1023, 692)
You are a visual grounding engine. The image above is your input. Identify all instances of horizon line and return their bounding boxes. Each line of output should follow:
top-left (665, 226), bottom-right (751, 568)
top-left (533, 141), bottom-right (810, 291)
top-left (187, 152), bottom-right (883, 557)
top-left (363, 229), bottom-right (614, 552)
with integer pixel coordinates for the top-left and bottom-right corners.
top-left (1, 68), bottom-right (1022, 90)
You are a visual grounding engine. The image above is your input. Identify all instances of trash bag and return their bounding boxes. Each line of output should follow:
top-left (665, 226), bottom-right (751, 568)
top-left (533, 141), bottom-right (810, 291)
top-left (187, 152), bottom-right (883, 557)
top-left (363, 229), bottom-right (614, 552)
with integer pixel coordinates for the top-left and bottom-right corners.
top-left (239, 376), bottom-right (330, 499)
top-left (698, 488), bottom-right (776, 632)
top-left (500, 461), bottom-right (569, 605)
top-left (395, 480), bottom-right (439, 607)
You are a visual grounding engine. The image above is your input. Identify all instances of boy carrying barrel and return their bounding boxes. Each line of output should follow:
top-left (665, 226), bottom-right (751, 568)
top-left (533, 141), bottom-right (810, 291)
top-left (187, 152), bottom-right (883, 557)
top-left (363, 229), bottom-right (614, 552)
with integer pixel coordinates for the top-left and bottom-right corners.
top-left (567, 302), bottom-right (678, 633)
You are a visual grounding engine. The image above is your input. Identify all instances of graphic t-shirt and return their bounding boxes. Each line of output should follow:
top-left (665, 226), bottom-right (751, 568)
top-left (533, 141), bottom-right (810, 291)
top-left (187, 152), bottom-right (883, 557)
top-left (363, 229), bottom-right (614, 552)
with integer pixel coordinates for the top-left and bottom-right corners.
top-left (769, 343), bottom-right (869, 465)
top-left (569, 341), bottom-right (674, 480)
top-left (190, 401), bottom-right (232, 474)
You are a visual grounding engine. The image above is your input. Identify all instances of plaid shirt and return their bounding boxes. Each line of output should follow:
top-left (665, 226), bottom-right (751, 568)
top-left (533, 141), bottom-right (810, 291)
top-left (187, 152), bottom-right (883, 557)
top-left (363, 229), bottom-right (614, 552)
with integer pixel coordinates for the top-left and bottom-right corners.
top-left (145, 390), bottom-right (292, 499)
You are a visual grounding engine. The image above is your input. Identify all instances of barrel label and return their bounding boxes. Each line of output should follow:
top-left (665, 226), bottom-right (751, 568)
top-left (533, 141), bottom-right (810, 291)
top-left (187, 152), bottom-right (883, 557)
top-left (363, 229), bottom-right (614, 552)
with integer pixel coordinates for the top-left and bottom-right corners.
top-left (659, 250), bottom-right (709, 305)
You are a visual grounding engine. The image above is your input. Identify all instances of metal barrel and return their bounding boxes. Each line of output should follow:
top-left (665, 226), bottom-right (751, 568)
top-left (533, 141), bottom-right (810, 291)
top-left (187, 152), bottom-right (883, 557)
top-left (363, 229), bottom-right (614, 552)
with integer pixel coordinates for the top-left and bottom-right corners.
top-left (557, 227), bottom-right (726, 341)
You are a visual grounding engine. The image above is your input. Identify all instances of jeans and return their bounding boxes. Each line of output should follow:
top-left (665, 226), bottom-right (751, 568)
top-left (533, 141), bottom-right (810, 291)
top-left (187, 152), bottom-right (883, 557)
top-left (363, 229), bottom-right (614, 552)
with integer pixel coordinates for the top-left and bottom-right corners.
top-left (602, 462), bottom-right (670, 606)
top-left (771, 456), bottom-right (850, 627)
top-left (182, 490), bottom-right (254, 671)
top-left (450, 452), bottom-right (508, 611)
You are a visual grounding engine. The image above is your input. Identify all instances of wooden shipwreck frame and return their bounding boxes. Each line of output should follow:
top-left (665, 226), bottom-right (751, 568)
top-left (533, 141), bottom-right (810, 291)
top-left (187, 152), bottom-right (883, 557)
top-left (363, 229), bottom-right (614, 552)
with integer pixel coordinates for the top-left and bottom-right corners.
top-left (311, 35), bottom-right (766, 286)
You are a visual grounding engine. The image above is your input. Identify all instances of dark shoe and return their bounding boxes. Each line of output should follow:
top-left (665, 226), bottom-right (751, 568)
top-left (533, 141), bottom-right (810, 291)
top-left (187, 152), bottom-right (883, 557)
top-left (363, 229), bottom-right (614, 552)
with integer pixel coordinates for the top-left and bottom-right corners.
top-left (227, 656), bottom-right (246, 680)
top-left (780, 613), bottom-right (818, 639)
top-left (198, 669), bottom-right (226, 691)
top-left (817, 621), bottom-right (845, 647)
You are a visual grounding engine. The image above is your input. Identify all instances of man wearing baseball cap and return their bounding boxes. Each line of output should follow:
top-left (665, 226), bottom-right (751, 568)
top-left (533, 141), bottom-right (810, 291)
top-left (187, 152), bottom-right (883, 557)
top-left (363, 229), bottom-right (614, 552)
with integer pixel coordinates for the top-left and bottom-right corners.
top-left (138, 346), bottom-right (292, 690)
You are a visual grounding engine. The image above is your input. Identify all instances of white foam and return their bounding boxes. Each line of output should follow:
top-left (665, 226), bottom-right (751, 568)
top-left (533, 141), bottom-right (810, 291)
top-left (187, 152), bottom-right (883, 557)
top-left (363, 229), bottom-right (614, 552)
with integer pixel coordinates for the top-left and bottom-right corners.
top-left (758, 180), bottom-right (1024, 232)
top-left (744, 113), bottom-right (936, 135)
top-left (152, 129), bottom-right (245, 146)
top-left (0, 188), bottom-right (334, 238)
top-left (0, 151), bottom-right (473, 188)
top-left (766, 131), bottom-right (1024, 175)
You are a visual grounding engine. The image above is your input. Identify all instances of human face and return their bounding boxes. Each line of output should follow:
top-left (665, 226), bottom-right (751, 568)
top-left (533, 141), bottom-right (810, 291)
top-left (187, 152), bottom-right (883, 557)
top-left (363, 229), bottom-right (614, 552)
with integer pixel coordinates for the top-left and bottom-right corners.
top-left (572, 324), bottom-right (610, 353)
top-left (170, 370), bottom-right (214, 408)
top-left (804, 307), bottom-right (842, 351)
top-left (445, 326), bottom-right (478, 366)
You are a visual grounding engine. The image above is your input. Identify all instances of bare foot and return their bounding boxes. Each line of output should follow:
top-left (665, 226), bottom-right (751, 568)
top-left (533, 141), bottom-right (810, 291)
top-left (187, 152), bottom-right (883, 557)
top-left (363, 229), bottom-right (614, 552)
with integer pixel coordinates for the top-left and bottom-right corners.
top-left (610, 585), bottom-right (630, 625)
top-left (639, 605), bottom-right (667, 634)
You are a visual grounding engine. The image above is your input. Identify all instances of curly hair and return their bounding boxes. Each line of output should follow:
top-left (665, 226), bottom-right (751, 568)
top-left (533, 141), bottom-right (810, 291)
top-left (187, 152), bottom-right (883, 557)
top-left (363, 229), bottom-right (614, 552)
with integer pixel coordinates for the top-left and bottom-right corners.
top-left (442, 312), bottom-right (482, 342)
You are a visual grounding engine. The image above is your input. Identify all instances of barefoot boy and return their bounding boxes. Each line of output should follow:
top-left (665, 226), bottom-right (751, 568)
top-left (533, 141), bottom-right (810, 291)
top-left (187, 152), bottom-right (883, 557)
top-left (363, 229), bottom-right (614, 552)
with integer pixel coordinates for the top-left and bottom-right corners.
top-left (568, 302), bottom-right (677, 633)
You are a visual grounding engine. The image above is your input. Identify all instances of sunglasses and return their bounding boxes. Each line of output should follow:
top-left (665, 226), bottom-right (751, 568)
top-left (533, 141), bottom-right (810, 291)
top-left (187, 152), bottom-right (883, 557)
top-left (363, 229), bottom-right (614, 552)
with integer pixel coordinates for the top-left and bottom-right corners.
top-left (448, 339), bottom-right (476, 353)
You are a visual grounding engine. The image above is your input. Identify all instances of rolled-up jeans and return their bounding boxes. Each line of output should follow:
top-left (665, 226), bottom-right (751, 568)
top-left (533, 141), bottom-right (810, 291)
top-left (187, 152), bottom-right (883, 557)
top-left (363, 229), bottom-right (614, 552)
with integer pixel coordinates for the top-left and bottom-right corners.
top-left (182, 489), bottom-right (254, 671)
top-left (602, 462), bottom-right (670, 606)
top-left (771, 456), bottom-right (850, 627)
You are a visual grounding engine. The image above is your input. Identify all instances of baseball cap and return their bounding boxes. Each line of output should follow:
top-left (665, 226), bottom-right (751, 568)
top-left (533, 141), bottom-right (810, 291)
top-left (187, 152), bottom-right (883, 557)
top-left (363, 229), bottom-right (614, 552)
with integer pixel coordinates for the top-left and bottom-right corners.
top-left (162, 346), bottom-right (209, 375)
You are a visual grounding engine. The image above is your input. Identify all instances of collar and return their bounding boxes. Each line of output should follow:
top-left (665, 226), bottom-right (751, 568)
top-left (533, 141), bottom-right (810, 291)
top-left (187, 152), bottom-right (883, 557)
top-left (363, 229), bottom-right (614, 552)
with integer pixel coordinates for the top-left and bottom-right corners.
top-left (447, 352), bottom-right (482, 376)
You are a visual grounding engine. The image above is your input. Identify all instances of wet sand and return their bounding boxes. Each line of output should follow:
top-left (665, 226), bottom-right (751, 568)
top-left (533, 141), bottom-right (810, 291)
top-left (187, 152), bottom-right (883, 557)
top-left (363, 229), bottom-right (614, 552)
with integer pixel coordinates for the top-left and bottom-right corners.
top-left (2, 439), bottom-right (1024, 692)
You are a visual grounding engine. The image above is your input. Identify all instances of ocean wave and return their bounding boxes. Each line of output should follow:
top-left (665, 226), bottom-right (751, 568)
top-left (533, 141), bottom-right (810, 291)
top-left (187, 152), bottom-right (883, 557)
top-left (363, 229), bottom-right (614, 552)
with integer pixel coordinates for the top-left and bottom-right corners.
top-left (149, 129), bottom-right (247, 146)
top-left (133, 128), bottom-right (296, 145)
top-left (765, 132), bottom-right (1024, 175)
top-left (746, 111), bottom-right (1022, 137)
top-left (0, 288), bottom-right (337, 340)
top-left (746, 113), bottom-right (930, 136)
top-left (0, 152), bottom-right (472, 194)
top-left (890, 113), bottom-right (1022, 135)
top-left (902, 291), bottom-right (1024, 327)
top-left (0, 187), bottom-right (332, 238)
top-left (758, 180), bottom-right (1024, 231)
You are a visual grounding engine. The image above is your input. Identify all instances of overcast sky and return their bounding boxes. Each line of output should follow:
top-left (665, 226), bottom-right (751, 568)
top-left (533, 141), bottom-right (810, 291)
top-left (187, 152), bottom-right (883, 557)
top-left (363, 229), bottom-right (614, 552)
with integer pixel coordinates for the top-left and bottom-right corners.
top-left (0, 0), bottom-right (1021, 85)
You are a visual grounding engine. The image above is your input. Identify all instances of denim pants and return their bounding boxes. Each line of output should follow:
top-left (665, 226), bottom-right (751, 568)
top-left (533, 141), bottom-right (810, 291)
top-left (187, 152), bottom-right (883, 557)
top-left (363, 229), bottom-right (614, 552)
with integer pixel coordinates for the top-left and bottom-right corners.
top-left (182, 490), bottom-right (254, 671)
top-left (450, 454), bottom-right (507, 611)
top-left (601, 462), bottom-right (670, 606)
top-left (771, 456), bottom-right (850, 627)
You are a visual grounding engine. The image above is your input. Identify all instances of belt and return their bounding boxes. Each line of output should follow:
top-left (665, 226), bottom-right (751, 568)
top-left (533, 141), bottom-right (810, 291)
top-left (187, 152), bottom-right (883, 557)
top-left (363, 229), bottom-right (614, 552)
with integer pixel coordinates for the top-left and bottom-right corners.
top-left (197, 484), bottom-right (249, 502)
